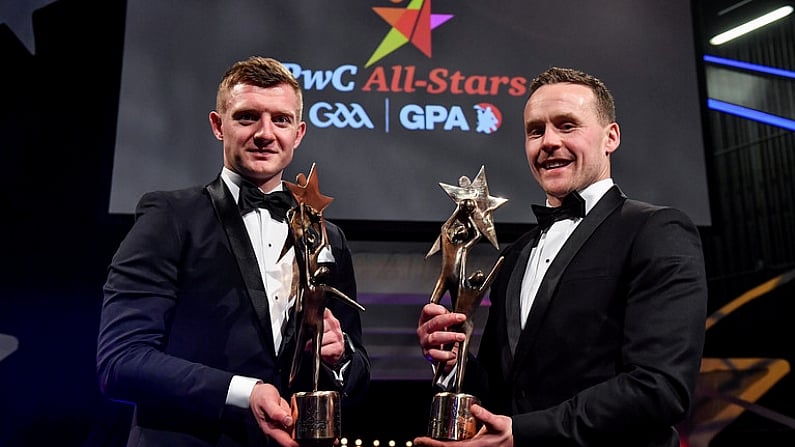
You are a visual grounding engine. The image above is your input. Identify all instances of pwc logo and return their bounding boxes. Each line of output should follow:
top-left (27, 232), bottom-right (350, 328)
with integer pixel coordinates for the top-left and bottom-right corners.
top-left (283, 2), bottom-right (520, 134)
top-left (366, 0), bottom-right (454, 68)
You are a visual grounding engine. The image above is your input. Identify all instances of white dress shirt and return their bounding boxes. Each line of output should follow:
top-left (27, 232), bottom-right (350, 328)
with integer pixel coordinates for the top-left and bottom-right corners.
top-left (220, 167), bottom-right (297, 408)
top-left (519, 179), bottom-right (614, 328)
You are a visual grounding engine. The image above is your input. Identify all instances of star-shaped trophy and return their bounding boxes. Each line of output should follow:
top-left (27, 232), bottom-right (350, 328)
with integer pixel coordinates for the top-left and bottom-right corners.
top-left (282, 163), bottom-right (365, 446)
top-left (425, 165), bottom-right (507, 441)
top-left (427, 165), bottom-right (508, 258)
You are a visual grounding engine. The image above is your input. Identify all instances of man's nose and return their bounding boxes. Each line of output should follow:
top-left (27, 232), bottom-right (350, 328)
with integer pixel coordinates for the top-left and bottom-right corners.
top-left (540, 126), bottom-right (562, 148)
top-left (254, 118), bottom-right (274, 140)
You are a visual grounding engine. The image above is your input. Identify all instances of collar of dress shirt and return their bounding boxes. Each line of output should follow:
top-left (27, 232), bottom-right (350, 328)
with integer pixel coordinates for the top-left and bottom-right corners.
top-left (221, 167), bottom-right (285, 203)
top-left (543, 178), bottom-right (614, 216)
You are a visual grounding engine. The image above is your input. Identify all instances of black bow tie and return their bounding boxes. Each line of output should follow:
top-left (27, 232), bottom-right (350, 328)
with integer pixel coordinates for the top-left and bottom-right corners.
top-left (238, 182), bottom-right (293, 222)
top-left (532, 191), bottom-right (586, 231)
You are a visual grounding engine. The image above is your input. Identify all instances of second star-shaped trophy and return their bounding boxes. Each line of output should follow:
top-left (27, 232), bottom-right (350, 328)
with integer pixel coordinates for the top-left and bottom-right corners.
top-left (283, 163), bottom-right (365, 446)
top-left (425, 165), bottom-right (507, 441)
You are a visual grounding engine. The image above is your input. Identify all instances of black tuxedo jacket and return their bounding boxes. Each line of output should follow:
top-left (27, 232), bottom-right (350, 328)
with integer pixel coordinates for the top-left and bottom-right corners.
top-left (464, 186), bottom-right (707, 447)
top-left (97, 176), bottom-right (369, 446)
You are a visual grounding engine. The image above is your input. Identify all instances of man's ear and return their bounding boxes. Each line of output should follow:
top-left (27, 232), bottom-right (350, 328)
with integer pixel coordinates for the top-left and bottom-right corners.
top-left (605, 122), bottom-right (620, 155)
top-left (293, 121), bottom-right (307, 148)
top-left (209, 111), bottom-right (223, 140)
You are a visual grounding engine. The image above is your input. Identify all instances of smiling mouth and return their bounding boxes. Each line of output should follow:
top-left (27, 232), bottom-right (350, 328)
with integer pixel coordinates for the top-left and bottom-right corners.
top-left (250, 147), bottom-right (276, 155)
top-left (541, 159), bottom-right (571, 170)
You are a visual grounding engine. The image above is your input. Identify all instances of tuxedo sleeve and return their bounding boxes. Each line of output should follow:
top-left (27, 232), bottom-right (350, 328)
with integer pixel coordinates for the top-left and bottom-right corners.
top-left (96, 191), bottom-right (232, 421)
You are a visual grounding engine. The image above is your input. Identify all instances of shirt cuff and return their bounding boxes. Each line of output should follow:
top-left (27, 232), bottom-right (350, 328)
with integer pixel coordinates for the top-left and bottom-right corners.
top-left (226, 375), bottom-right (261, 409)
top-left (322, 331), bottom-right (355, 387)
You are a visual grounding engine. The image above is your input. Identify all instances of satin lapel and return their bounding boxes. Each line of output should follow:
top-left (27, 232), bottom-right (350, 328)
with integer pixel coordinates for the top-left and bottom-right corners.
top-left (512, 186), bottom-right (626, 372)
top-left (206, 177), bottom-right (276, 356)
top-left (506, 230), bottom-right (539, 357)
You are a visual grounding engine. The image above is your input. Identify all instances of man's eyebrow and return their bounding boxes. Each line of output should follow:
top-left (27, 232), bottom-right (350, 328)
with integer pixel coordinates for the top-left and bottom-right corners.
top-left (532, 112), bottom-right (580, 123)
top-left (525, 118), bottom-right (544, 126)
top-left (232, 107), bottom-right (257, 115)
top-left (524, 117), bottom-right (548, 130)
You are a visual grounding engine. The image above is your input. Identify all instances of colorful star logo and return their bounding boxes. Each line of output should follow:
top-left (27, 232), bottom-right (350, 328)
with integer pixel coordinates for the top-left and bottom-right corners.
top-left (365, 0), bottom-right (454, 68)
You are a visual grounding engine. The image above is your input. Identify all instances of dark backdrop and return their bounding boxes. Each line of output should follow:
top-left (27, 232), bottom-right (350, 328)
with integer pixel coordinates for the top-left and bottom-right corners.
top-left (1, 1), bottom-right (794, 446)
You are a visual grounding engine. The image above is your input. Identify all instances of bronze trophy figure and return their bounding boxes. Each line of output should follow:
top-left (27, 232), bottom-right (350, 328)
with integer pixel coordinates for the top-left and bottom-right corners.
top-left (425, 165), bottom-right (507, 441)
top-left (282, 163), bottom-right (365, 446)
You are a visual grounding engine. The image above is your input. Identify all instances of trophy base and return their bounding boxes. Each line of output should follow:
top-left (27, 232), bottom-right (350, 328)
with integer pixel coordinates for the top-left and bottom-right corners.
top-left (291, 390), bottom-right (341, 446)
top-left (427, 391), bottom-right (480, 440)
